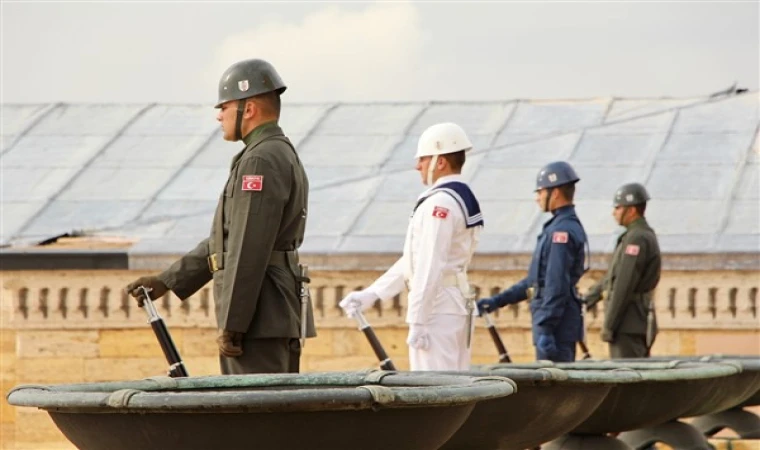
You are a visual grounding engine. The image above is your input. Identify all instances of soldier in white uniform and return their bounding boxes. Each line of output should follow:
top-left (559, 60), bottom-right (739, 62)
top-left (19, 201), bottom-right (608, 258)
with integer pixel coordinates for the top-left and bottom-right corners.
top-left (339, 122), bottom-right (484, 370)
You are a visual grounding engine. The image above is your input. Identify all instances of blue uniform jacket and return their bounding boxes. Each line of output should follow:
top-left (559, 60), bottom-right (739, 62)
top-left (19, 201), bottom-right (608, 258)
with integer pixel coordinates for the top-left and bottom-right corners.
top-left (492, 205), bottom-right (588, 344)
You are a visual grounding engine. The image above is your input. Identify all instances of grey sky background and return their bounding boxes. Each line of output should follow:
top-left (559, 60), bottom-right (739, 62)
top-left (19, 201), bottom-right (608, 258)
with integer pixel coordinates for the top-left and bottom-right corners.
top-left (2, 1), bottom-right (758, 104)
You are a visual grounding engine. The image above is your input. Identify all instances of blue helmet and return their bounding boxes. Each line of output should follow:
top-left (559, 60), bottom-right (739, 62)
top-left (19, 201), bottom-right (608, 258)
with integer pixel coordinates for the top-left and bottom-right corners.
top-left (535, 161), bottom-right (580, 191)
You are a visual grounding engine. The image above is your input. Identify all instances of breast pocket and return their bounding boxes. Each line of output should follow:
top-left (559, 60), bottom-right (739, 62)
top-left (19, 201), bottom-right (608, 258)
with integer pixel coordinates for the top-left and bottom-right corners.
top-left (221, 175), bottom-right (236, 228)
top-left (224, 175), bottom-right (236, 198)
top-left (535, 235), bottom-right (550, 272)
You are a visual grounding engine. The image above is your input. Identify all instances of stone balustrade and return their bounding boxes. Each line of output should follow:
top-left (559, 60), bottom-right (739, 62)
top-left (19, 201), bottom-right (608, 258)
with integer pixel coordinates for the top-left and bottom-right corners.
top-left (2, 270), bottom-right (758, 331)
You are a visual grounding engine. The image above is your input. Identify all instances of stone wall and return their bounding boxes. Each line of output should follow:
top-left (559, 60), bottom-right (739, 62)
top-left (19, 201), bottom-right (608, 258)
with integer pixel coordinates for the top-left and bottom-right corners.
top-left (1, 268), bottom-right (758, 449)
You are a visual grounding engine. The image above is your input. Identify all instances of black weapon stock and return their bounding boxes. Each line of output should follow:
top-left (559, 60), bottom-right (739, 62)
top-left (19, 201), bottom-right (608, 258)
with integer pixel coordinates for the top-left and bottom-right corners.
top-left (579, 303), bottom-right (593, 360)
top-left (298, 264), bottom-right (310, 349)
top-left (140, 287), bottom-right (189, 378)
top-left (483, 313), bottom-right (512, 363)
top-left (645, 298), bottom-right (656, 357)
top-left (578, 340), bottom-right (592, 360)
top-left (354, 310), bottom-right (397, 371)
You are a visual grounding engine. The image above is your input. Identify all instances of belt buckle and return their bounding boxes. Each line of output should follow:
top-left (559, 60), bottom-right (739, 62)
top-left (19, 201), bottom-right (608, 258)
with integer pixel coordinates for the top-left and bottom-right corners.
top-left (208, 254), bottom-right (219, 273)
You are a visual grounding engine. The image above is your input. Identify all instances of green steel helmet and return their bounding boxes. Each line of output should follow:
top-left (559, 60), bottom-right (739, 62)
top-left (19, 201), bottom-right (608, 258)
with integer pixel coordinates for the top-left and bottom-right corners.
top-left (215, 59), bottom-right (286, 108)
top-left (535, 161), bottom-right (580, 191)
top-left (613, 182), bottom-right (650, 207)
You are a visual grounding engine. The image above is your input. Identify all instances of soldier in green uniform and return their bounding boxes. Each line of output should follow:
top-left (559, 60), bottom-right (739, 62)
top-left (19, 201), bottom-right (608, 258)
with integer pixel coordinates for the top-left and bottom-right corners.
top-left (126, 59), bottom-right (315, 374)
top-left (583, 183), bottom-right (661, 358)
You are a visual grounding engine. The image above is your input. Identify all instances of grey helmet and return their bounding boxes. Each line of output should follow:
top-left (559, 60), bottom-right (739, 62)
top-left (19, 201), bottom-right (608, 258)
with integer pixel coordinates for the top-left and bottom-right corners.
top-left (535, 161), bottom-right (580, 191)
top-left (613, 182), bottom-right (650, 207)
top-left (215, 59), bottom-right (286, 108)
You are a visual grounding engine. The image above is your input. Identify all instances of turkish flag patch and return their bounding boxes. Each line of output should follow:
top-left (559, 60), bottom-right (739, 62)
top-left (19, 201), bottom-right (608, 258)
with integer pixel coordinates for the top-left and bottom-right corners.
top-left (552, 231), bottom-right (568, 243)
top-left (242, 175), bottom-right (263, 191)
top-left (625, 244), bottom-right (640, 256)
top-left (432, 206), bottom-right (449, 219)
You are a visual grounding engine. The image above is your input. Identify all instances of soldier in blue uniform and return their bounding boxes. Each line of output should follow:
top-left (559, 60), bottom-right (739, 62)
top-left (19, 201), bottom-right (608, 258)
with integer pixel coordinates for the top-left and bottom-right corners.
top-left (477, 161), bottom-right (588, 362)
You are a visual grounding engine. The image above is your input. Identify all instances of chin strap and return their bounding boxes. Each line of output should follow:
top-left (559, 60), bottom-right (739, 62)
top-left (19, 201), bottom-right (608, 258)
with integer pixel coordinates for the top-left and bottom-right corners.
top-left (619, 205), bottom-right (633, 226)
top-left (234, 99), bottom-right (245, 141)
top-left (425, 155), bottom-right (438, 185)
top-left (544, 187), bottom-right (555, 212)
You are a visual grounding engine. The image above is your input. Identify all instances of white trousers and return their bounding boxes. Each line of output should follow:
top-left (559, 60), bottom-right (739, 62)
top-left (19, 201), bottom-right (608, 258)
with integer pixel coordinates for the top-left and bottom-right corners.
top-left (409, 314), bottom-right (472, 371)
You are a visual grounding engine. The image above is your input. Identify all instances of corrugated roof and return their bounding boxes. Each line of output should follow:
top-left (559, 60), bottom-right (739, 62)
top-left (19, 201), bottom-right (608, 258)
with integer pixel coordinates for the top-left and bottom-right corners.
top-left (1, 93), bottom-right (758, 257)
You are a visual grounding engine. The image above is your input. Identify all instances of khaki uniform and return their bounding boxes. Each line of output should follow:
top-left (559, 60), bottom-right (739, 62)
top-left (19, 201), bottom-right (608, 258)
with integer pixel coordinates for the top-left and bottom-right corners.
top-left (157, 122), bottom-right (316, 374)
top-left (586, 217), bottom-right (661, 358)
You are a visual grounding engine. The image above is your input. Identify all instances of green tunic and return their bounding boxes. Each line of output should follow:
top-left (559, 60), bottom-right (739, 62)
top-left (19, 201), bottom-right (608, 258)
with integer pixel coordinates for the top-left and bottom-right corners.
top-left (586, 217), bottom-right (661, 357)
top-left (157, 122), bottom-right (316, 373)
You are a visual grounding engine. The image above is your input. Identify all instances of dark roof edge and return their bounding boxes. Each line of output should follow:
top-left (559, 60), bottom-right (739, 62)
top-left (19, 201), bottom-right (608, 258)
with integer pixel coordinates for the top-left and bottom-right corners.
top-left (0, 249), bottom-right (129, 271)
top-left (0, 249), bottom-right (756, 272)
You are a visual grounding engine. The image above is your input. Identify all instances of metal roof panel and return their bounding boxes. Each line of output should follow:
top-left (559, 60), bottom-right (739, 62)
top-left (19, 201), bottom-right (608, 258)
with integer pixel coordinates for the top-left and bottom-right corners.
top-left (3, 136), bottom-right (111, 168)
top-left (408, 103), bottom-right (515, 135)
top-left (124, 105), bottom-right (217, 136)
top-left (29, 104), bottom-right (145, 136)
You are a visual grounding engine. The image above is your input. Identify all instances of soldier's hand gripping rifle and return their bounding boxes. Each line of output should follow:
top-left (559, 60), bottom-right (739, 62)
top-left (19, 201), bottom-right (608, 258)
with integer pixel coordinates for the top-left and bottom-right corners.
top-left (351, 310), bottom-right (397, 371)
top-left (482, 312), bottom-right (512, 363)
top-left (475, 287), bottom-right (512, 363)
top-left (139, 286), bottom-right (189, 378)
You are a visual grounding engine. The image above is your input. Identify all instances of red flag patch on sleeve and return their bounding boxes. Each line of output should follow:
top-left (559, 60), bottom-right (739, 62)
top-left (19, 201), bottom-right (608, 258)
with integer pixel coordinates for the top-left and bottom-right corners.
top-left (432, 206), bottom-right (449, 219)
top-left (552, 231), bottom-right (568, 243)
top-left (242, 175), bottom-right (263, 191)
top-left (625, 244), bottom-right (640, 256)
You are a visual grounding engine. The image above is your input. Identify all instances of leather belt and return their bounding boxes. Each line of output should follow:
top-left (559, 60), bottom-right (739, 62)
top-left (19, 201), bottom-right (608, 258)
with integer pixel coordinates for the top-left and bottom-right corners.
top-left (207, 250), bottom-right (295, 273)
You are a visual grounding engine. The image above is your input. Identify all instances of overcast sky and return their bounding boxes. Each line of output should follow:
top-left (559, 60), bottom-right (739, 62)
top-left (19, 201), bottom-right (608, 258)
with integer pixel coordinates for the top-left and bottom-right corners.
top-left (2, 1), bottom-right (758, 104)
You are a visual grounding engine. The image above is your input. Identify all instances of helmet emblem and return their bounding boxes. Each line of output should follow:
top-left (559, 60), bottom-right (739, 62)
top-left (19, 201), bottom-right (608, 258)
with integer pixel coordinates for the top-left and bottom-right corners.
top-left (435, 141), bottom-right (442, 150)
top-left (548, 173), bottom-right (557, 183)
top-left (626, 194), bottom-right (634, 202)
top-left (238, 80), bottom-right (250, 92)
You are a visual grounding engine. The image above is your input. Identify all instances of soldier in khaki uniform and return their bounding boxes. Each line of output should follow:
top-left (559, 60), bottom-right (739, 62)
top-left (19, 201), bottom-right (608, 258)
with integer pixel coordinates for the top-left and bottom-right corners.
top-left (126, 59), bottom-right (315, 374)
top-left (584, 183), bottom-right (661, 358)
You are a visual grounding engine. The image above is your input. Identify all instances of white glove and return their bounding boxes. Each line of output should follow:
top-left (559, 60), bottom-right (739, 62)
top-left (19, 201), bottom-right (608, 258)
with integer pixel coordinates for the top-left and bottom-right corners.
top-left (339, 290), bottom-right (379, 318)
top-left (406, 323), bottom-right (430, 350)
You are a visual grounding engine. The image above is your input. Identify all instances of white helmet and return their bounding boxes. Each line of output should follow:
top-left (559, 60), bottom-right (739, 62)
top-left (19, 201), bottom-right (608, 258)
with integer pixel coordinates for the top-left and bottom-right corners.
top-left (415, 122), bottom-right (473, 159)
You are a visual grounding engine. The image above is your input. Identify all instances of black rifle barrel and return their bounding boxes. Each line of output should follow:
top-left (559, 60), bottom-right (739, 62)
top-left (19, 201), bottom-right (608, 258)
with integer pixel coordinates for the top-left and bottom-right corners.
top-left (579, 306), bottom-right (593, 360)
top-left (578, 340), bottom-right (592, 360)
top-left (483, 313), bottom-right (512, 363)
top-left (362, 326), bottom-right (397, 371)
top-left (354, 310), bottom-right (397, 371)
top-left (150, 320), bottom-right (189, 377)
top-left (140, 287), bottom-right (189, 378)
top-left (487, 325), bottom-right (512, 363)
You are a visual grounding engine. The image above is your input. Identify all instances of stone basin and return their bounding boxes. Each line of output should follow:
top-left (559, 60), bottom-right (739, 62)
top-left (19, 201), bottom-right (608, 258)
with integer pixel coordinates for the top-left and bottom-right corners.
top-left (550, 361), bottom-right (742, 434)
top-left (611, 356), bottom-right (760, 415)
top-left (505, 360), bottom-right (742, 434)
top-left (6, 371), bottom-right (516, 450)
top-left (437, 366), bottom-right (642, 450)
top-left (621, 355), bottom-right (760, 440)
top-left (484, 361), bottom-right (743, 450)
